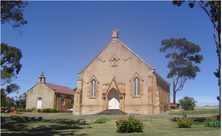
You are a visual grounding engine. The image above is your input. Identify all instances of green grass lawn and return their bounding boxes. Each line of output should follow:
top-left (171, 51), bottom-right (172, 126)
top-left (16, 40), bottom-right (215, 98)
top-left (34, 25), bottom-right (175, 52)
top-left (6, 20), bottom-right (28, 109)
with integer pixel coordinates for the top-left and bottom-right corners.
top-left (1, 107), bottom-right (220, 136)
top-left (1, 115), bottom-right (220, 136)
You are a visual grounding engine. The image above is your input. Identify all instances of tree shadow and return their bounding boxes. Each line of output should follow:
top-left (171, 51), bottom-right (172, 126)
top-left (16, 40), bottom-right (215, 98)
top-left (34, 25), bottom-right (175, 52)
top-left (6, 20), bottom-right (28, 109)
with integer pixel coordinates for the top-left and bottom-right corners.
top-left (1, 119), bottom-right (90, 135)
top-left (1, 121), bottom-right (28, 131)
top-left (1, 132), bottom-right (88, 136)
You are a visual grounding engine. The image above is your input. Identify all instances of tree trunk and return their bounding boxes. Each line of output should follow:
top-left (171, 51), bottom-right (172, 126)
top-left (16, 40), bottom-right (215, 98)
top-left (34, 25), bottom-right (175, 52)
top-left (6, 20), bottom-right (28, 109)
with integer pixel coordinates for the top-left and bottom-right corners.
top-left (219, 65), bottom-right (221, 121)
top-left (173, 90), bottom-right (176, 104)
top-left (219, 85), bottom-right (221, 121)
top-left (173, 74), bottom-right (176, 103)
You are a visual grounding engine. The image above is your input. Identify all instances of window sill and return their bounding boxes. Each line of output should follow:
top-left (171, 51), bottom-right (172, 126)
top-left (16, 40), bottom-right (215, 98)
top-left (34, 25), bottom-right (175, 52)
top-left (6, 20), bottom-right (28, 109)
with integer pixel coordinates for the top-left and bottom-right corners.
top-left (133, 96), bottom-right (140, 98)
top-left (89, 97), bottom-right (96, 99)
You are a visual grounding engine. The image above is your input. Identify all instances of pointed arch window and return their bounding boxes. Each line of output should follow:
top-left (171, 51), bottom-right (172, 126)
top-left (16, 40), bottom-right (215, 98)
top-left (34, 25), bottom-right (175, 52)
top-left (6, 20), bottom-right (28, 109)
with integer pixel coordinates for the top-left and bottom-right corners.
top-left (91, 80), bottom-right (96, 97)
top-left (134, 77), bottom-right (140, 96)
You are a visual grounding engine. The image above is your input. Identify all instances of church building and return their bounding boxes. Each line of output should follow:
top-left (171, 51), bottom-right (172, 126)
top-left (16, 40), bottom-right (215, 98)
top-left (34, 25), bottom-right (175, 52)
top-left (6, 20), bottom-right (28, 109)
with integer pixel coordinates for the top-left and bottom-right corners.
top-left (26, 72), bottom-right (75, 112)
top-left (73, 29), bottom-right (170, 115)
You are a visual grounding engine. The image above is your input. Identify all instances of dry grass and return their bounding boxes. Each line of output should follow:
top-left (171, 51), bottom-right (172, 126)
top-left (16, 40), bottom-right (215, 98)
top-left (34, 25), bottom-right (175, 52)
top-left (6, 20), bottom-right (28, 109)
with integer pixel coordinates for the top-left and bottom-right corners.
top-left (169, 106), bottom-right (219, 115)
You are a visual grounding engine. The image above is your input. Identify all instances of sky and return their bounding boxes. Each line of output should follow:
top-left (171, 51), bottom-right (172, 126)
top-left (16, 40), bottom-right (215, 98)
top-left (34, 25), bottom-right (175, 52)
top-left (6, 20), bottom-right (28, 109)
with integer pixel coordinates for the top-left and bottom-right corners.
top-left (1, 1), bottom-right (220, 106)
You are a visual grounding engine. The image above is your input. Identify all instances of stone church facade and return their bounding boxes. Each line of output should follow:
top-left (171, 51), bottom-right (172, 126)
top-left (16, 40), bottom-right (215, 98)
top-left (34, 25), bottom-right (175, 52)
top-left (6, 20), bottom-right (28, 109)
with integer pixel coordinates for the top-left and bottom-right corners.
top-left (73, 29), bottom-right (170, 115)
top-left (26, 72), bottom-right (74, 112)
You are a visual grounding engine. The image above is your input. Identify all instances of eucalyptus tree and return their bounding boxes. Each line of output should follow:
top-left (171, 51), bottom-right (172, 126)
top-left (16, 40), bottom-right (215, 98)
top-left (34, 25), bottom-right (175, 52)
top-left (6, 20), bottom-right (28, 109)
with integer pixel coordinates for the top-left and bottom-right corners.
top-left (172, 0), bottom-right (221, 120)
top-left (160, 38), bottom-right (203, 103)
top-left (1, 43), bottom-right (22, 106)
top-left (1, 1), bottom-right (28, 105)
top-left (1, 0), bottom-right (28, 29)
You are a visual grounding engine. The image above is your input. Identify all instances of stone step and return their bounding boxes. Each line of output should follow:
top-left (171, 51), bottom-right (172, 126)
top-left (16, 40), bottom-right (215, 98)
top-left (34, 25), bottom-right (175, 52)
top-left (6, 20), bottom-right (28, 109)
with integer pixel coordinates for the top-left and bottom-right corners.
top-left (95, 109), bottom-right (127, 115)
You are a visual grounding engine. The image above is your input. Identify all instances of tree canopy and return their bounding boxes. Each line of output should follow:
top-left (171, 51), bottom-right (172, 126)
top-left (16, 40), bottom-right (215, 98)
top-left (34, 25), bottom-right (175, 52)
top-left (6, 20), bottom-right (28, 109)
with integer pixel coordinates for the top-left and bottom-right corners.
top-left (172, 0), bottom-right (221, 119)
top-left (1, 43), bottom-right (22, 99)
top-left (179, 96), bottom-right (197, 110)
top-left (160, 38), bottom-right (203, 103)
top-left (173, 0), bottom-right (220, 83)
top-left (1, 0), bottom-right (28, 28)
top-left (1, 92), bottom-right (26, 110)
top-left (1, 1), bottom-right (28, 107)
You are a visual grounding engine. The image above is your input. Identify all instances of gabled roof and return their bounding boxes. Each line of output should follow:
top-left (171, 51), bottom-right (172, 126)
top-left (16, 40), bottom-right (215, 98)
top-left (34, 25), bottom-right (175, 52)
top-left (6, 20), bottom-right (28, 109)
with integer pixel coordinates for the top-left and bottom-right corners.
top-left (46, 83), bottom-right (75, 95)
top-left (79, 39), bottom-right (155, 74)
top-left (117, 39), bottom-right (155, 70)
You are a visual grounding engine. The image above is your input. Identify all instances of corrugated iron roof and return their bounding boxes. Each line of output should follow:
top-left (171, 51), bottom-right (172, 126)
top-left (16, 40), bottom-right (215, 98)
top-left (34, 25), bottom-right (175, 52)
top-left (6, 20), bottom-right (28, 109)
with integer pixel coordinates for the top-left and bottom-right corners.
top-left (46, 83), bottom-right (75, 95)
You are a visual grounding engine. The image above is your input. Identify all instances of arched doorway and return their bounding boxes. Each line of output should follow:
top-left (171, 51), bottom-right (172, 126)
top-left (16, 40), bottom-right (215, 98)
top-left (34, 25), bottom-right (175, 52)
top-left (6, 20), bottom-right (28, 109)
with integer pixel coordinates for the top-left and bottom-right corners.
top-left (37, 98), bottom-right (42, 109)
top-left (108, 89), bottom-right (119, 109)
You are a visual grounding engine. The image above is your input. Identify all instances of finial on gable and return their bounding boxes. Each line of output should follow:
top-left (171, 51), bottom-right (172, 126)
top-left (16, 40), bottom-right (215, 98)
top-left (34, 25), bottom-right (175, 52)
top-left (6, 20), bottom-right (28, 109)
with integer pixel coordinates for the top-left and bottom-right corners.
top-left (112, 28), bottom-right (119, 40)
top-left (38, 71), bottom-right (46, 83)
top-left (40, 71), bottom-right (44, 77)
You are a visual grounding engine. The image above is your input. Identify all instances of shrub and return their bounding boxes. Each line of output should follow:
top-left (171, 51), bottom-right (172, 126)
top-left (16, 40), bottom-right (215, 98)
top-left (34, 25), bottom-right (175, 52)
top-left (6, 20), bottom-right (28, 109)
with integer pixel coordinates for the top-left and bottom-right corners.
top-left (115, 117), bottom-right (146, 133)
top-left (42, 109), bottom-right (47, 112)
top-left (41, 108), bottom-right (57, 113)
top-left (26, 108), bottom-right (35, 112)
top-left (179, 96), bottom-right (197, 110)
top-left (176, 117), bottom-right (194, 128)
top-left (26, 109), bottom-right (32, 112)
top-left (46, 108), bottom-right (51, 112)
top-left (205, 115), bottom-right (221, 127)
top-left (37, 109), bottom-right (41, 112)
top-left (50, 108), bottom-right (57, 113)
top-left (94, 118), bottom-right (110, 124)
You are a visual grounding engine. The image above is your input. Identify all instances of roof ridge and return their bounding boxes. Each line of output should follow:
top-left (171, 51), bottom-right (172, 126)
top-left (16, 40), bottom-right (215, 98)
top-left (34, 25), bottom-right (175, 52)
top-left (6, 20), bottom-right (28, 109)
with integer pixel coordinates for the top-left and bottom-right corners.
top-left (79, 40), bottom-right (112, 74)
top-left (117, 39), bottom-right (155, 70)
top-left (45, 83), bottom-right (74, 94)
top-left (46, 83), bottom-right (71, 88)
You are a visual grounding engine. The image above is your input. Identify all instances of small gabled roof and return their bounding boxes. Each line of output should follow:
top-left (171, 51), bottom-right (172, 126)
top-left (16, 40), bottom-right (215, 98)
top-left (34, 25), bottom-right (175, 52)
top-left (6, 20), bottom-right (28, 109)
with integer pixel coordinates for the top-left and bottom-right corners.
top-left (46, 83), bottom-right (75, 95)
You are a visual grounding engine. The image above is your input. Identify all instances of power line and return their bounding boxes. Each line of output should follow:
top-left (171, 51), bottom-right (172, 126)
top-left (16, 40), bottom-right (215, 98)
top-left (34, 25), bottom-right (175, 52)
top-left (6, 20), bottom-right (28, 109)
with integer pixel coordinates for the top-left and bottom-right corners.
top-left (14, 80), bottom-right (76, 86)
top-left (14, 80), bottom-right (36, 83)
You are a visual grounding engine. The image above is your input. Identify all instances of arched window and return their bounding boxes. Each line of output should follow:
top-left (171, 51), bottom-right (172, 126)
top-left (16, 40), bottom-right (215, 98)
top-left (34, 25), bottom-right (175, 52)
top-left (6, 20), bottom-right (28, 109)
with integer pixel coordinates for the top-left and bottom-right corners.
top-left (134, 77), bottom-right (140, 96)
top-left (91, 80), bottom-right (96, 97)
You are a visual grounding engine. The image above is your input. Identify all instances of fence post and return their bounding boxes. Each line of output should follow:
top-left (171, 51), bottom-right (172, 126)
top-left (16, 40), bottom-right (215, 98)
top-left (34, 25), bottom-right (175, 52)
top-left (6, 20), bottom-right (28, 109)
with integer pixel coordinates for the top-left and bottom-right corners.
top-left (183, 111), bottom-right (187, 120)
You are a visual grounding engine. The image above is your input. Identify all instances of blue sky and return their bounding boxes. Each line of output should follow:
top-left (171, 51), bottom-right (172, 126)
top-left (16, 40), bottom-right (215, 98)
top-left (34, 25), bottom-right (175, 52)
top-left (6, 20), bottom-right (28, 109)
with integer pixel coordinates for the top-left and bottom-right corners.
top-left (1, 1), bottom-right (219, 106)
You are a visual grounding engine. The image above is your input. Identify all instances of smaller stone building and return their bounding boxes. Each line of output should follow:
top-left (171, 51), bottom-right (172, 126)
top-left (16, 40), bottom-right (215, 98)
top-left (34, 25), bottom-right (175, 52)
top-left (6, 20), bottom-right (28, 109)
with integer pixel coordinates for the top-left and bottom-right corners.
top-left (26, 72), bottom-right (74, 112)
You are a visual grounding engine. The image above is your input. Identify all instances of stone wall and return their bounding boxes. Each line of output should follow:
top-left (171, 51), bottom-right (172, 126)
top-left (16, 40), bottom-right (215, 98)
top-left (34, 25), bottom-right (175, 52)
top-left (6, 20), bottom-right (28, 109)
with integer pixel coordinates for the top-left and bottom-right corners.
top-left (26, 83), bottom-right (55, 110)
top-left (154, 72), bottom-right (170, 112)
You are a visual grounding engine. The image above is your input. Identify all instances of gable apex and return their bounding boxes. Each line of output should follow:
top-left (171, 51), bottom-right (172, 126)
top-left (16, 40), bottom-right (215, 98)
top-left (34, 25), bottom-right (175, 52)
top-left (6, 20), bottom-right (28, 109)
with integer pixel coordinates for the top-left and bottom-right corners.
top-left (79, 30), bottom-right (155, 74)
top-left (112, 28), bottom-right (119, 40)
